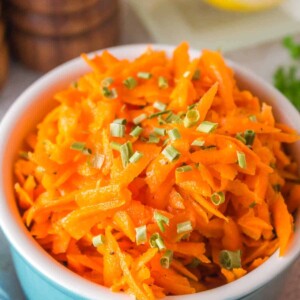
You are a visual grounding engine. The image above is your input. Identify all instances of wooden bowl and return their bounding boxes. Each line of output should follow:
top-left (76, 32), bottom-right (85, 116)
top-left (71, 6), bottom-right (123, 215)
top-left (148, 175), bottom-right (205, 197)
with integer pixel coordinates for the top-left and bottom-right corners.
top-left (8, 0), bottom-right (118, 37)
top-left (8, 0), bottom-right (100, 15)
top-left (10, 12), bottom-right (119, 72)
top-left (0, 20), bottom-right (9, 90)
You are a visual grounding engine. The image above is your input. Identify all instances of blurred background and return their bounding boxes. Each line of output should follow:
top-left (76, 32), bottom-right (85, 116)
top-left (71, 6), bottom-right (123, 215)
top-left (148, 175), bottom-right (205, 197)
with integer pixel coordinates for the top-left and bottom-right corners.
top-left (0, 0), bottom-right (300, 299)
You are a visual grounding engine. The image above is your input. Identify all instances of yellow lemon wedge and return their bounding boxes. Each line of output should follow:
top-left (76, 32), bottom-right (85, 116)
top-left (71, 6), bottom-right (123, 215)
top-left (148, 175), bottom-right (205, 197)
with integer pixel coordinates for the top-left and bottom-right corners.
top-left (204, 0), bottom-right (284, 12)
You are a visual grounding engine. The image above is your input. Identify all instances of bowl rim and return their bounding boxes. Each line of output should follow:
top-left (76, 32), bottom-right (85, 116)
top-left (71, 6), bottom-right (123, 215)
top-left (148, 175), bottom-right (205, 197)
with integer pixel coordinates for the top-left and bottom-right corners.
top-left (1, 44), bottom-right (300, 300)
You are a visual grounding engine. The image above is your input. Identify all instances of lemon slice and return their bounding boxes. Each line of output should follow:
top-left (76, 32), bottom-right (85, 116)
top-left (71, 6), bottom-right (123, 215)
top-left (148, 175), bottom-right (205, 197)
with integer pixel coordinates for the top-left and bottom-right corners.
top-left (205, 0), bottom-right (283, 12)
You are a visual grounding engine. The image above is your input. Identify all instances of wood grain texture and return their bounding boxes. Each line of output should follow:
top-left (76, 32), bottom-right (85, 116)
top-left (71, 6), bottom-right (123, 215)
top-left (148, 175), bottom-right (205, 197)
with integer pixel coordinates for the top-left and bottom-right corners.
top-left (10, 12), bottom-right (119, 72)
top-left (8, 0), bottom-right (118, 37)
top-left (8, 0), bottom-right (100, 15)
top-left (0, 41), bottom-right (9, 90)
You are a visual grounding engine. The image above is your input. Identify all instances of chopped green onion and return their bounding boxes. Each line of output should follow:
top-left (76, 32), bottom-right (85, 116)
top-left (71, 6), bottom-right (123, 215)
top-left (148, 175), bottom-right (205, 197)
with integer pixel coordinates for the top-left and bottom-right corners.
top-left (137, 72), bottom-right (152, 79)
top-left (130, 126), bottom-right (143, 137)
top-left (187, 103), bottom-right (197, 110)
top-left (158, 115), bottom-right (167, 125)
top-left (110, 141), bottom-right (122, 151)
top-left (110, 123), bottom-right (125, 137)
top-left (187, 258), bottom-right (201, 268)
top-left (92, 234), bottom-right (105, 247)
top-left (149, 233), bottom-right (166, 250)
top-left (176, 165), bottom-right (192, 173)
top-left (249, 115), bottom-right (257, 122)
top-left (273, 184), bottom-right (281, 192)
top-left (244, 130), bottom-right (256, 146)
top-left (92, 154), bottom-right (105, 169)
top-left (177, 221), bottom-right (193, 234)
top-left (158, 76), bottom-right (169, 89)
top-left (191, 139), bottom-right (205, 147)
top-left (184, 109), bottom-right (200, 128)
top-left (153, 101), bottom-right (167, 111)
top-left (102, 87), bottom-right (118, 99)
top-left (167, 128), bottom-right (181, 141)
top-left (154, 211), bottom-right (170, 232)
top-left (101, 77), bottom-right (114, 87)
top-left (113, 118), bottom-right (127, 125)
top-left (149, 110), bottom-right (170, 119)
top-left (219, 250), bottom-right (241, 270)
top-left (211, 191), bottom-right (225, 206)
top-left (135, 225), bottom-right (147, 245)
top-left (249, 202), bottom-right (257, 208)
top-left (120, 141), bottom-right (133, 168)
top-left (162, 145), bottom-right (181, 162)
top-left (163, 138), bottom-right (170, 146)
top-left (133, 113), bottom-right (147, 125)
top-left (148, 134), bottom-right (160, 144)
top-left (165, 112), bottom-right (182, 124)
top-left (235, 133), bottom-right (246, 144)
top-left (70, 142), bottom-right (86, 152)
top-left (82, 148), bottom-right (92, 155)
top-left (183, 71), bottom-right (190, 78)
top-left (197, 121), bottom-right (218, 133)
top-left (192, 69), bottom-right (201, 80)
top-left (19, 151), bottom-right (29, 160)
top-left (154, 127), bottom-right (166, 136)
top-left (123, 77), bottom-right (137, 89)
top-left (160, 250), bottom-right (173, 269)
top-left (129, 151), bottom-right (143, 163)
top-left (237, 151), bottom-right (247, 169)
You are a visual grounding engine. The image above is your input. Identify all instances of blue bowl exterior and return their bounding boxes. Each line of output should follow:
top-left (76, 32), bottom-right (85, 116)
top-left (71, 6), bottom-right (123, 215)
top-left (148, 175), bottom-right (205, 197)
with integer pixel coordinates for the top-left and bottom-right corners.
top-left (11, 246), bottom-right (87, 300)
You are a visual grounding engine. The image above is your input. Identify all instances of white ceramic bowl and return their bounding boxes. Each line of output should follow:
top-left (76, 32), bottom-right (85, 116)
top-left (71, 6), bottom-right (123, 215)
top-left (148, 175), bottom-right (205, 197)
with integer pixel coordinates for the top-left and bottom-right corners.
top-left (0, 44), bottom-right (300, 300)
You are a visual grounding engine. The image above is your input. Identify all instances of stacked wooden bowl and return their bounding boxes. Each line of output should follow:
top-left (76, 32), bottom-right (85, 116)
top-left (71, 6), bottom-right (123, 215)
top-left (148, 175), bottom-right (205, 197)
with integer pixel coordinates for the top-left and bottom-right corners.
top-left (7, 0), bottom-right (119, 71)
top-left (0, 0), bottom-right (9, 90)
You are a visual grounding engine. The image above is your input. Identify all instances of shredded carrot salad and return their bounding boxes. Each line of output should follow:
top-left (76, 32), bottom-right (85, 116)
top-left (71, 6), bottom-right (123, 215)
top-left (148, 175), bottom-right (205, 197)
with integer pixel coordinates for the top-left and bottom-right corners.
top-left (14, 43), bottom-right (300, 299)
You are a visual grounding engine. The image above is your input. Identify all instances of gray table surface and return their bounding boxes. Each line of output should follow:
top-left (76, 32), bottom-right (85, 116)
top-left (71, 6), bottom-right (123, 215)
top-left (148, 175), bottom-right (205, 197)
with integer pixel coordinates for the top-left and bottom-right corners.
top-left (1, 1), bottom-right (300, 299)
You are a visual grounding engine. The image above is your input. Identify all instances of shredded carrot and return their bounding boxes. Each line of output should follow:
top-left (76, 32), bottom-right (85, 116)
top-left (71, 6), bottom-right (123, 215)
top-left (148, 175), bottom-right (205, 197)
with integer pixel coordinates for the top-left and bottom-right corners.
top-left (14, 43), bottom-right (300, 299)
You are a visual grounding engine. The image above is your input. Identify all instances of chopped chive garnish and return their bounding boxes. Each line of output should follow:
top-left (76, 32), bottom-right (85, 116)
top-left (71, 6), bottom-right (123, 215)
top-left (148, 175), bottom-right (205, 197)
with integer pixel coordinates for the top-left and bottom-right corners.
top-left (192, 69), bottom-right (201, 80)
top-left (191, 139), bottom-right (205, 147)
top-left (153, 101), bottom-right (167, 111)
top-left (184, 109), bottom-right (200, 128)
top-left (82, 148), bottom-right (92, 155)
top-left (148, 134), bottom-right (160, 144)
top-left (249, 115), bottom-right (257, 122)
top-left (249, 202), bottom-right (257, 208)
top-left (211, 191), bottom-right (225, 206)
top-left (149, 233), bottom-right (166, 250)
top-left (187, 258), bottom-right (201, 268)
top-left (176, 165), bottom-right (192, 173)
top-left (133, 113), bottom-right (147, 125)
top-left (113, 118), bottom-right (127, 125)
top-left (158, 115), bottom-right (167, 125)
top-left (123, 77), bottom-right (137, 89)
top-left (158, 76), bottom-right (169, 89)
top-left (154, 127), bottom-right (166, 136)
top-left (70, 142), bottom-right (86, 151)
top-left (92, 234), bottom-right (105, 247)
top-left (110, 123), bottom-right (125, 137)
top-left (101, 77), bottom-right (114, 87)
top-left (129, 151), bottom-right (143, 163)
top-left (149, 110), bottom-right (170, 119)
top-left (235, 132), bottom-right (246, 144)
top-left (177, 221), bottom-right (193, 234)
top-left (187, 103), bottom-right (197, 110)
top-left (237, 151), bottom-right (247, 169)
top-left (219, 250), bottom-right (241, 270)
top-left (165, 112), bottom-right (182, 124)
top-left (102, 87), bottom-right (118, 99)
top-left (162, 145), bottom-right (181, 162)
top-left (135, 225), bottom-right (147, 245)
top-left (130, 126), bottom-right (143, 137)
top-left (92, 154), bottom-right (105, 169)
top-left (154, 211), bottom-right (170, 233)
top-left (167, 128), bottom-right (181, 141)
top-left (183, 71), bottom-right (190, 78)
top-left (244, 130), bottom-right (256, 146)
top-left (137, 72), bottom-right (152, 79)
top-left (120, 141), bottom-right (133, 168)
top-left (197, 121), bottom-right (218, 133)
top-left (160, 250), bottom-right (173, 269)
top-left (110, 141), bottom-right (122, 151)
